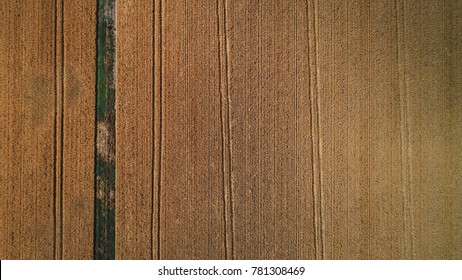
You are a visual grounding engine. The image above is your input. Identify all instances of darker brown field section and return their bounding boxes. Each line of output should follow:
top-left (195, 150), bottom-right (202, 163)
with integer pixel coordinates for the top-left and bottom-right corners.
top-left (0, 0), bottom-right (95, 259)
top-left (1, 0), bottom-right (461, 259)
